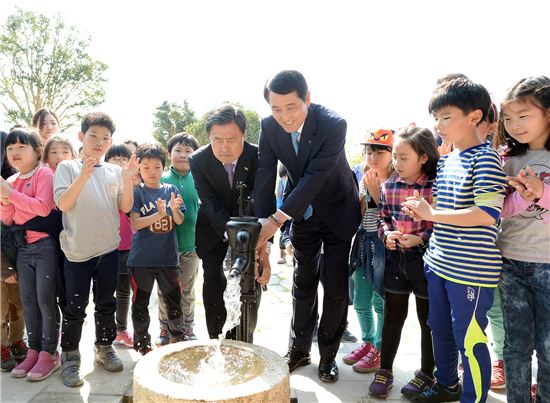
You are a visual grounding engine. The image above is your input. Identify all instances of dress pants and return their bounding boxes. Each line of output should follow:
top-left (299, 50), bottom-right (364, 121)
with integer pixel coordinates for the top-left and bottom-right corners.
top-left (290, 212), bottom-right (352, 360)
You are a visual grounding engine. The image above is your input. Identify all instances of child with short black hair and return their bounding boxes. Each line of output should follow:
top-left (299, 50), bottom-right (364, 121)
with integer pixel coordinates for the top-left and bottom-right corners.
top-left (129, 142), bottom-right (186, 354)
top-left (1, 128), bottom-right (59, 381)
top-left (275, 164), bottom-right (289, 265)
top-left (156, 133), bottom-right (200, 345)
top-left (42, 136), bottom-right (77, 172)
top-left (105, 144), bottom-right (136, 349)
top-left (0, 130), bottom-right (27, 373)
top-left (54, 112), bottom-right (138, 387)
top-left (344, 128), bottom-right (394, 374)
top-left (403, 76), bottom-right (507, 403)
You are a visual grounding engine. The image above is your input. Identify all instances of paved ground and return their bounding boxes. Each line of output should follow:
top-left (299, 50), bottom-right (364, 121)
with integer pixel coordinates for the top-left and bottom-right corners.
top-left (1, 249), bottom-right (510, 402)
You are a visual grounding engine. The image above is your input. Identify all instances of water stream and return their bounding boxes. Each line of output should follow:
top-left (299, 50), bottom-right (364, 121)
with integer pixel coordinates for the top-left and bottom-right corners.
top-left (198, 276), bottom-right (242, 375)
top-left (158, 275), bottom-right (246, 386)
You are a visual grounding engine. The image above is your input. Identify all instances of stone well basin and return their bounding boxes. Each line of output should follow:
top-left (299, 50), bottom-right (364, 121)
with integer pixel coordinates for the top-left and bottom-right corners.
top-left (133, 339), bottom-right (290, 402)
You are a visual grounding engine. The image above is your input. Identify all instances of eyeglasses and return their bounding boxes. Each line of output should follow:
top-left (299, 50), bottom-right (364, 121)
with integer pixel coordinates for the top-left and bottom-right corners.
top-left (108, 157), bottom-right (129, 164)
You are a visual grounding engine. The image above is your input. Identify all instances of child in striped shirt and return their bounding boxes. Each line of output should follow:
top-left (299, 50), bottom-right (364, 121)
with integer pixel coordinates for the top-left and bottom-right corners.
top-left (403, 76), bottom-right (507, 403)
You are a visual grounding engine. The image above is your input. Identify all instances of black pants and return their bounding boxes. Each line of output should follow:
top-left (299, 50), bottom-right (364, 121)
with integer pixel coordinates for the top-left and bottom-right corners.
top-left (115, 250), bottom-right (131, 331)
top-left (202, 242), bottom-right (261, 340)
top-left (380, 292), bottom-right (434, 375)
top-left (129, 266), bottom-right (184, 349)
top-left (290, 212), bottom-right (351, 360)
top-left (61, 249), bottom-right (118, 352)
top-left (16, 236), bottom-right (59, 354)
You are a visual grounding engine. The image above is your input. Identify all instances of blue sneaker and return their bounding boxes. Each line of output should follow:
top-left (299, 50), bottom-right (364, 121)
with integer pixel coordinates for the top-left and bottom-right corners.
top-left (411, 382), bottom-right (462, 402)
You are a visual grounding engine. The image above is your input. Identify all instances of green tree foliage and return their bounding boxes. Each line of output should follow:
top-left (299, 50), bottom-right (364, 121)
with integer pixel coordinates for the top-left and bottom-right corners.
top-left (152, 100), bottom-right (196, 149)
top-left (242, 109), bottom-right (261, 145)
top-left (0, 9), bottom-right (108, 128)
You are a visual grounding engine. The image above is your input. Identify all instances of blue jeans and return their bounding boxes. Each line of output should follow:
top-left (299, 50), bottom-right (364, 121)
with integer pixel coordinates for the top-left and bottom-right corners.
top-left (363, 233), bottom-right (385, 296)
top-left (500, 258), bottom-right (550, 403)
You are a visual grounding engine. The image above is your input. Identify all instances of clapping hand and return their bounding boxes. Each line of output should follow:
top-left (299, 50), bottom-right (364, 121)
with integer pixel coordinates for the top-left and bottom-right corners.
top-left (363, 168), bottom-right (380, 192)
top-left (122, 154), bottom-right (139, 179)
top-left (508, 166), bottom-right (543, 202)
top-left (385, 230), bottom-right (403, 250)
top-left (169, 192), bottom-right (183, 212)
top-left (397, 234), bottom-right (423, 248)
top-left (79, 157), bottom-right (98, 180)
top-left (402, 190), bottom-right (433, 221)
top-left (0, 179), bottom-right (12, 200)
top-left (156, 197), bottom-right (167, 217)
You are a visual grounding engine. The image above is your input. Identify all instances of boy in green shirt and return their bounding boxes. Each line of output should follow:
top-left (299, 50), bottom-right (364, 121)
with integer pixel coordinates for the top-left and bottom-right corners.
top-left (157, 133), bottom-right (200, 343)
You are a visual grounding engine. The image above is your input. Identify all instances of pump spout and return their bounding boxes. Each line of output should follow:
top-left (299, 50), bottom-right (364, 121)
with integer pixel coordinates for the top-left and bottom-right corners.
top-left (228, 256), bottom-right (247, 279)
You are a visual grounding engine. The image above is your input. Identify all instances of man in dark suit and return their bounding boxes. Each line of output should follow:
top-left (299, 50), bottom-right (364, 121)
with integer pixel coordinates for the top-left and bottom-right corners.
top-left (189, 104), bottom-right (270, 340)
top-left (254, 70), bottom-right (361, 382)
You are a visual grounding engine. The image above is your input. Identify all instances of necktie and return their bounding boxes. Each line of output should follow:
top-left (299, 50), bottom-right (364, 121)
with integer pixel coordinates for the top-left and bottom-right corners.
top-left (224, 163), bottom-right (234, 188)
top-left (291, 131), bottom-right (300, 155)
top-left (290, 131), bottom-right (313, 220)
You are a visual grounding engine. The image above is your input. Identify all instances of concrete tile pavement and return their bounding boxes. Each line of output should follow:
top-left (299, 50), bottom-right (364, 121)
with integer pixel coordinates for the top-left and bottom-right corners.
top-left (1, 251), bottom-right (508, 402)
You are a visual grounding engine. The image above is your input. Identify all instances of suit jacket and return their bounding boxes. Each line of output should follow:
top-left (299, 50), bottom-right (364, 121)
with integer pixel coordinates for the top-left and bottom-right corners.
top-left (189, 141), bottom-right (258, 258)
top-left (254, 103), bottom-right (361, 241)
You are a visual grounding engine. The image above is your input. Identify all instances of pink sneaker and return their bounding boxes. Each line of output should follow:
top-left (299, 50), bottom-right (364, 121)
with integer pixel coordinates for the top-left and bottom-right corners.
top-left (342, 342), bottom-right (373, 365)
top-left (490, 359), bottom-right (506, 389)
top-left (352, 346), bottom-right (381, 373)
top-left (11, 348), bottom-right (39, 378)
top-left (114, 330), bottom-right (134, 348)
top-left (27, 351), bottom-right (60, 381)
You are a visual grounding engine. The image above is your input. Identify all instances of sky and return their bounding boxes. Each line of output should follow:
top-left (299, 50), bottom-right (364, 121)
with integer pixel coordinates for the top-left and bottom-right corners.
top-left (1, 0), bottom-right (549, 152)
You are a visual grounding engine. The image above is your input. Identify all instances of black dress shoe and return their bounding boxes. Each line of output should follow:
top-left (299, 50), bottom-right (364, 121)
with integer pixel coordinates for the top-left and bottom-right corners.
top-left (318, 358), bottom-right (339, 383)
top-left (283, 348), bottom-right (311, 373)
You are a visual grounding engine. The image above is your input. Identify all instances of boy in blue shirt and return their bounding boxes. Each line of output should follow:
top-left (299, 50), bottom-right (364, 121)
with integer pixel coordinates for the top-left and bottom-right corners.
top-left (128, 143), bottom-right (186, 355)
top-left (156, 133), bottom-right (200, 344)
top-left (403, 76), bottom-right (507, 403)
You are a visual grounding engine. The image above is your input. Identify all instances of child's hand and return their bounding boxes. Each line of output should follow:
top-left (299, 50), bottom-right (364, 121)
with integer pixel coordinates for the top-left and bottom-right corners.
top-left (402, 190), bottom-right (433, 221)
top-left (169, 192), bottom-right (183, 211)
top-left (508, 166), bottom-right (543, 202)
top-left (507, 177), bottom-right (535, 202)
top-left (4, 273), bottom-right (17, 284)
top-left (286, 243), bottom-right (294, 257)
top-left (398, 234), bottom-right (423, 249)
top-left (79, 157), bottom-right (98, 180)
top-left (156, 197), bottom-right (167, 217)
top-left (385, 231), bottom-right (403, 250)
top-left (363, 168), bottom-right (381, 194)
top-left (122, 154), bottom-right (139, 179)
top-left (0, 181), bottom-right (12, 199)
